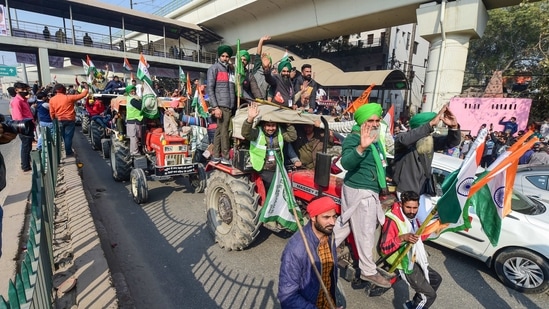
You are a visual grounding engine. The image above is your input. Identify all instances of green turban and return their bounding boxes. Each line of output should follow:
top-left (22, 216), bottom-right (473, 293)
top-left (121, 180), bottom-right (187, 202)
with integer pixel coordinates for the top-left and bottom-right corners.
top-left (217, 45), bottom-right (233, 58)
top-left (238, 50), bottom-right (250, 62)
top-left (410, 112), bottom-right (437, 129)
top-left (125, 85), bottom-right (136, 94)
top-left (278, 60), bottom-right (292, 73)
top-left (354, 103), bottom-right (382, 126)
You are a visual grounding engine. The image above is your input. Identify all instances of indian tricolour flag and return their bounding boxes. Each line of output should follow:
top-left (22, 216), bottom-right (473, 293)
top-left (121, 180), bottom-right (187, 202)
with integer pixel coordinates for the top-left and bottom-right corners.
top-left (191, 86), bottom-right (209, 119)
top-left (419, 129), bottom-right (487, 239)
top-left (136, 53), bottom-right (158, 118)
top-left (259, 152), bottom-right (303, 232)
top-left (466, 131), bottom-right (538, 246)
top-left (85, 55), bottom-right (96, 83)
top-left (136, 53), bottom-right (152, 85)
top-left (123, 58), bottom-right (133, 71)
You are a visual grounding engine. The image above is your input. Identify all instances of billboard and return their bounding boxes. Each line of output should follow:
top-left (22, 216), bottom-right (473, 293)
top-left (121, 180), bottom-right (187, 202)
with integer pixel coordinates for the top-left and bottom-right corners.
top-left (449, 97), bottom-right (532, 135)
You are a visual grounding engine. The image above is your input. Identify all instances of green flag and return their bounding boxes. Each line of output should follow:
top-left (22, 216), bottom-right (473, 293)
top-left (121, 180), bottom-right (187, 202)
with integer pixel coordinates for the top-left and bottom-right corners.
top-left (259, 151), bottom-right (303, 231)
top-left (179, 66), bottom-right (186, 83)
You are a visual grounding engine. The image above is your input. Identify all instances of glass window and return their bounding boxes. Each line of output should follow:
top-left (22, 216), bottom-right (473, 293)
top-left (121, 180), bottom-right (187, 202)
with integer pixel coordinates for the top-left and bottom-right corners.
top-left (526, 175), bottom-right (549, 190)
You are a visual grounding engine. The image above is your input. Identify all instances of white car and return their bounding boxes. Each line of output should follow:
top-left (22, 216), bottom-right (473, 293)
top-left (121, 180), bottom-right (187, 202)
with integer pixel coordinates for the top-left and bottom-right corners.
top-left (429, 153), bottom-right (549, 294)
top-left (514, 165), bottom-right (549, 204)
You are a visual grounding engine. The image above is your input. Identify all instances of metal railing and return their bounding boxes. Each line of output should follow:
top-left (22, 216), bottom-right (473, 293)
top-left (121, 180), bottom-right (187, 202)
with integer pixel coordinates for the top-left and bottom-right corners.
top-left (10, 20), bottom-right (217, 64)
top-left (0, 122), bottom-right (61, 309)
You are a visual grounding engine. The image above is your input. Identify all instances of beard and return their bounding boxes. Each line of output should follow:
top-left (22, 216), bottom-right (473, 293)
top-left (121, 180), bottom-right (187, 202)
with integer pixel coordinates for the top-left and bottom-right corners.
top-left (281, 75), bottom-right (290, 83)
top-left (314, 220), bottom-right (334, 236)
top-left (416, 135), bottom-right (434, 155)
top-left (369, 127), bottom-right (380, 143)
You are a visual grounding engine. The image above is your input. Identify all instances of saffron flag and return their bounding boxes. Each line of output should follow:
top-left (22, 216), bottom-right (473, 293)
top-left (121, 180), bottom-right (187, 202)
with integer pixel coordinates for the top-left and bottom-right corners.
top-left (259, 152), bottom-right (303, 231)
top-left (344, 84), bottom-right (375, 114)
top-left (123, 58), bottom-right (133, 71)
top-left (465, 131), bottom-right (537, 246)
top-left (136, 53), bottom-right (152, 86)
top-left (186, 73), bottom-right (192, 98)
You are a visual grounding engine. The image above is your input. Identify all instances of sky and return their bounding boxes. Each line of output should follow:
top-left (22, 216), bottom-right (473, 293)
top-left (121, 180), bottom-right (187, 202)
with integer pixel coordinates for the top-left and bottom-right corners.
top-left (0, 0), bottom-right (176, 65)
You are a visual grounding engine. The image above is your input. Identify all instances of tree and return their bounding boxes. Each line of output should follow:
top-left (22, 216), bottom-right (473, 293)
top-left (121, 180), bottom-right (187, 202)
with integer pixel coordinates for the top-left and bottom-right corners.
top-left (464, 1), bottom-right (549, 122)
top-left (465, 2), bottom-right (548, 82)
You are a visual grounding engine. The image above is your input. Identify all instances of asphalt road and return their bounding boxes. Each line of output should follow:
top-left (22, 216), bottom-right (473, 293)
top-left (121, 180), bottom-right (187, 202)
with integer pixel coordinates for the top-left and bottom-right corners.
top-left (73, 128), bottom-right (549, 309)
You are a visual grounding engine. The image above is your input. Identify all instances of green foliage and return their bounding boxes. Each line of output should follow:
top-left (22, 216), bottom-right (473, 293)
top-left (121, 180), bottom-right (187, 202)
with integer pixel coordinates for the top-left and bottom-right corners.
top-left (465, 1), bottom-right (549, 122)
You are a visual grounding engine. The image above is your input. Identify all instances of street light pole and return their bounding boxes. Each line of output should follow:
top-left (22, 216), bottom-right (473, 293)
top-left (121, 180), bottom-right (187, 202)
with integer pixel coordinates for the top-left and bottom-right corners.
top-left (130, 0), bottom-right (133, 9)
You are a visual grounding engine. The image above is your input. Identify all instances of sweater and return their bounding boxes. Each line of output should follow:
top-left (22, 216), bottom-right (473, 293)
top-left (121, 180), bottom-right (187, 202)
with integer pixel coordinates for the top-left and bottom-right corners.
top-left (49, 89), bottom-right (88, 121)
top-left (340, 133), bottom-right (383, 193)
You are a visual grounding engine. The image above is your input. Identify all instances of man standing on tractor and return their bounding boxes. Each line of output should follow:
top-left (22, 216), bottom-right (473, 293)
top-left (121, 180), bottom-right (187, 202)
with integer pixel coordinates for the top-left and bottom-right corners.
top-left (332, 103), bottom-right (392, 289)
top-left (278, 197), bottom-right (342, 309)
top-left (207, 44), bottom-right (236, 165)
top-left (242, 102), bottom-right (297, 190)
top-left (125, 85), bottom-right (143, 156)
top-left (380, 191), bottom-right (442, 309)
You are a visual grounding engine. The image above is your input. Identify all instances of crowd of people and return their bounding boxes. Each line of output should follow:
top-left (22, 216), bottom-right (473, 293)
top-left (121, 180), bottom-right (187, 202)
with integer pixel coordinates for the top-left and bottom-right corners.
top-left (5, 34), bottom-right (547, 309)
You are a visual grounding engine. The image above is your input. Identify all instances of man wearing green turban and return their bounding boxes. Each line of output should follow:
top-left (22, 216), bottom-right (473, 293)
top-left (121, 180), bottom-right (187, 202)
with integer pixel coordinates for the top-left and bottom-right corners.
top-left (262, 56), bottom-right (294, 108)
top-left (237, 50), bottom-right (253, 100)
top-left (217, 45), bottom-right (233, 58)
top-left (392, 105), bottom-right (460, 197)
top-left (207, 44), bottom-right (236, 165)
top-left (332, 103), bottom-right (392, 289)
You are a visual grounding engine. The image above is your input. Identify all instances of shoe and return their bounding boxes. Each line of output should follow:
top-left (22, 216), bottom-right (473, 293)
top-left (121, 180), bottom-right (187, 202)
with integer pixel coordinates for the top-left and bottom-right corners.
top-left (211, 157), bottom-right (221, 164)
top-left (403, 300), bottom-right (414, 309)
top-left (220, 158), bottom-right (231, 166)
top-left (360, 272), bottom-right (391, 288)
top-left (22, 168), bottom-right (32, 172)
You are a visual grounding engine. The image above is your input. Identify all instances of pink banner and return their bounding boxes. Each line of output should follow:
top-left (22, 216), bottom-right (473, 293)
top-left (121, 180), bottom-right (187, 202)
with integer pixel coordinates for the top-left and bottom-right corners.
top-left (449, 97), bottom-right (532, 135)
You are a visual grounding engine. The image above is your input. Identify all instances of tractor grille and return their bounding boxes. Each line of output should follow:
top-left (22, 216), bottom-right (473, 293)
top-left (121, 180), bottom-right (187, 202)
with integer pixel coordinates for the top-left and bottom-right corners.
top-left (164, 154), bottom-right (192, 166)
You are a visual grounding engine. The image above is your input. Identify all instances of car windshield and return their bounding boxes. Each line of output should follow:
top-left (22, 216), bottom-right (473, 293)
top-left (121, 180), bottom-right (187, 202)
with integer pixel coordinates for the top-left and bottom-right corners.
top-left (511, 191), bottom-right (546, 215)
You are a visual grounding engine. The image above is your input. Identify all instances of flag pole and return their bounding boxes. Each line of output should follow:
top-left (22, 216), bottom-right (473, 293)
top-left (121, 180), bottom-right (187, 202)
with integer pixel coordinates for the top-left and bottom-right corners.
top-left (236, 39), bottom-right (241, 109)
top-left (387, 204), bottom-right (438, 274)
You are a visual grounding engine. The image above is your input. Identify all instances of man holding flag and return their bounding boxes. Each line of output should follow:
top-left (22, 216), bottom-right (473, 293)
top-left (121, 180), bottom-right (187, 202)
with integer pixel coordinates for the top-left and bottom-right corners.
top-left (380, 191), bottom-right (442, 309)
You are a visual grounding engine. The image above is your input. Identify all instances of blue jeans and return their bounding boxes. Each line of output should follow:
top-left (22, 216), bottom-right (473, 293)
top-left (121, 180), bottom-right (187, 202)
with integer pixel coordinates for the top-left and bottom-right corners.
top-left (38, 121), bottom-right (54, 150)
top-left (19, 134), bottom-right (33, 170)
top-left (91, 115), bottom-right (111, 129)
top-left (59, 120), bottom-right (76, 155)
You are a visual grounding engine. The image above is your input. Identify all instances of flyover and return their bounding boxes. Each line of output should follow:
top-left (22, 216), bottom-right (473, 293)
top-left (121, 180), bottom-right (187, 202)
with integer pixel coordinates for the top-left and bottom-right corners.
top-left (173, 0), bottom-right (524, 112)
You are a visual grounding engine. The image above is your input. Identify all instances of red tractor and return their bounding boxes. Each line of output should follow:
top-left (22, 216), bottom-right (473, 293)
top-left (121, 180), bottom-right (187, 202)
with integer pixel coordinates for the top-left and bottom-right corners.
top-left (205, 104), bottom-right (341, 250)
top-left (109, 96), bottom-right (207, 204)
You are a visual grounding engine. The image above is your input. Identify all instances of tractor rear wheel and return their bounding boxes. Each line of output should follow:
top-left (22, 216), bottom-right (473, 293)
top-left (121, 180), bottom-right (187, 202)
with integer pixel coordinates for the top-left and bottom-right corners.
top-left (205, 170), bottom-right (261, 251)
top-left (90, 120), bottom-right (104, 150)
top-left (81, 115), bottom-right (90, 135)
top-left (110, 136), bottom-right (132, 181)
top-left (101, 138), bottom-right (111, 159)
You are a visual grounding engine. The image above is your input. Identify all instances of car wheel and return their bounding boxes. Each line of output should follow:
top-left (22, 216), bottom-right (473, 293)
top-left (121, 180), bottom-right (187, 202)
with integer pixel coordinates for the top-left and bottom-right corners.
top-left (494, 248), bottom-right (549, 294)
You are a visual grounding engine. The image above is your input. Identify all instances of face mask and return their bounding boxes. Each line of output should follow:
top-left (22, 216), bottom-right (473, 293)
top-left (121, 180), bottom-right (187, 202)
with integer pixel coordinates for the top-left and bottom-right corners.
top-left (19, 91), bottom-right (29, 97)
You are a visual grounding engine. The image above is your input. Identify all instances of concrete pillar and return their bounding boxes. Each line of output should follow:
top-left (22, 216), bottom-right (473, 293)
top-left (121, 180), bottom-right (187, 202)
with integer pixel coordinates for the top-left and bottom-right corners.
top-left (417, 0), bottom-right (488, 113)
top-left (37, 48), bottom-right (51, 86)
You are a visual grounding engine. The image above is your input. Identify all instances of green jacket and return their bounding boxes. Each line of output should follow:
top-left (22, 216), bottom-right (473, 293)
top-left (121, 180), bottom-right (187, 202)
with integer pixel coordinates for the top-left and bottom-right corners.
top-left (242, 119), bottom-right (297, 171)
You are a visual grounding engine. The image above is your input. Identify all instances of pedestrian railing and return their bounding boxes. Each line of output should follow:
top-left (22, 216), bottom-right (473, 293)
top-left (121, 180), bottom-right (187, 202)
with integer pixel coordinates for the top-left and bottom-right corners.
top-left (0, 121), bottom-right (61, 309)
